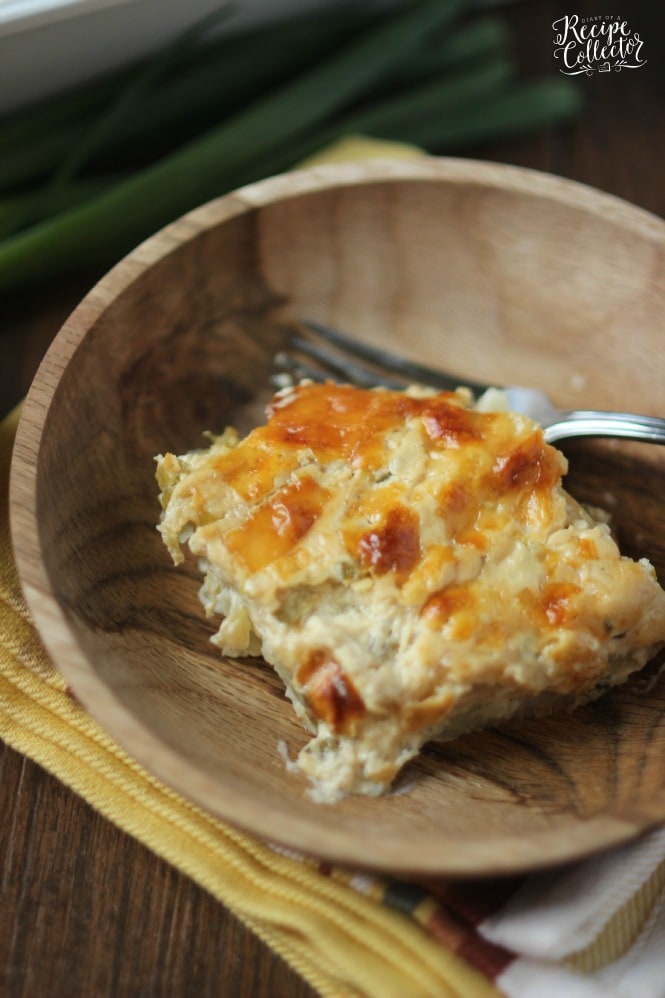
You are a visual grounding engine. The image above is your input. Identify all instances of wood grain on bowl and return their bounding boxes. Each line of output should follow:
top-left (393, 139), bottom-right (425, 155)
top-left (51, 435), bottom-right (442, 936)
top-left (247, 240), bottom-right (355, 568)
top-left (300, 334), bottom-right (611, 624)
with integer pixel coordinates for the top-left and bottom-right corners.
top-left (9, 158), bottom-right (665, 875)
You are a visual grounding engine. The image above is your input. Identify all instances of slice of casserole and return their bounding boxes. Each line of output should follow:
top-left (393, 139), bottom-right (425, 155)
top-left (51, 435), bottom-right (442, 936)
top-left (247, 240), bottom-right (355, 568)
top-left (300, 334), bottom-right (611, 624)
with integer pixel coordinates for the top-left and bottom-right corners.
top-left (156, 382), bottom-right (665, 802)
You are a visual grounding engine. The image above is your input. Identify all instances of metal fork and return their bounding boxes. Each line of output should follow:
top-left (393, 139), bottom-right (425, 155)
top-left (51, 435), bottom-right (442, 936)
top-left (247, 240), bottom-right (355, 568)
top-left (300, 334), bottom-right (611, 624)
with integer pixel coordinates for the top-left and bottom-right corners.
top-left (273, 320), bottom-right (665, 446)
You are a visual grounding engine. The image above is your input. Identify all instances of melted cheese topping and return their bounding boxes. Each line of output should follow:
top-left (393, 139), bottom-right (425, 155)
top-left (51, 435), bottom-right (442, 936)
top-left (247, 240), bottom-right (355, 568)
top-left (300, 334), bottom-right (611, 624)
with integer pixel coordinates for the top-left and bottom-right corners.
top-left (157, 382), bottom-right (665, 801)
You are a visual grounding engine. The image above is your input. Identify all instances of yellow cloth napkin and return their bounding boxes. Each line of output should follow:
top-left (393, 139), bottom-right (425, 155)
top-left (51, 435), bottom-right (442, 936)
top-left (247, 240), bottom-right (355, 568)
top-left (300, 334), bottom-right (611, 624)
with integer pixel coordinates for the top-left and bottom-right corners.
top-left (295, 134), bottom-right (424, 168)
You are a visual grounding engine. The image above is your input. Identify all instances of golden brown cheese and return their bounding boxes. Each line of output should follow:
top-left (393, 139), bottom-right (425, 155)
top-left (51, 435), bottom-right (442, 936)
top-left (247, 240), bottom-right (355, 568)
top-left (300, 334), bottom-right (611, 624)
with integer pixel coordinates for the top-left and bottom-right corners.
top-left (156, 382), bottom-right (665, 802)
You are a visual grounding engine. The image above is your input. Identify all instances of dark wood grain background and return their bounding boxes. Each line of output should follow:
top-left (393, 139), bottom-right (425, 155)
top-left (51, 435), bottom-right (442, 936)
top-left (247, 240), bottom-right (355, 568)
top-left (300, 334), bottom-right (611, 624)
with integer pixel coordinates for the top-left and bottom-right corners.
top-left (2, 1), bottom-right (663, 994)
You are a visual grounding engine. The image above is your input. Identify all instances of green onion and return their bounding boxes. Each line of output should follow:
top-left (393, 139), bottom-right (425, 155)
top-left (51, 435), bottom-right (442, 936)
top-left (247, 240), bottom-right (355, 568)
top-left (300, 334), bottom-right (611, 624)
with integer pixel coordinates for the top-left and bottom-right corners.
top-left (44, 6), bottom-right (235, 189)
top-left (0, 4), bottom-right (378, 192)
top-left (0, 0), bottom-right (471, 292)
top-left (0, 132), bottom-right (77, 193)
top-left (389, 78), bottom-right (585, 149)
top-left (217, 75), bottom-right (582, 196)
top-left (0, 75), bottom-right (121, 157)
top-left (324, 56), bottom-right (515, 139)
top-left (0, 177), bottom-right (120, 241)
top-left (10, 5), bottom-right (236, 229)
top-left (0, 0), bottom-right (584, 297)
top-left (388, 16), bottom-right (512, 89)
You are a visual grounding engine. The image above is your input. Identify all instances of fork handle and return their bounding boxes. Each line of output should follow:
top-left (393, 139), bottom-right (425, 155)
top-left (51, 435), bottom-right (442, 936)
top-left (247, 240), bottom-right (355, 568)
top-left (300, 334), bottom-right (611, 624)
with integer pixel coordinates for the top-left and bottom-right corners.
top-left (544, 410), bottom-right (665, 445)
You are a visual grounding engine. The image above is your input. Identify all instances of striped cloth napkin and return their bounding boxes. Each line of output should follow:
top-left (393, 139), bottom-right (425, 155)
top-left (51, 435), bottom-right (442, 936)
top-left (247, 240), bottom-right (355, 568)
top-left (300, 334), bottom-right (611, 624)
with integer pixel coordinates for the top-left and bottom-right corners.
top-left (3, 140), bottom-right (665, 998)
top-left (273, 825), bottom-right (665, 996)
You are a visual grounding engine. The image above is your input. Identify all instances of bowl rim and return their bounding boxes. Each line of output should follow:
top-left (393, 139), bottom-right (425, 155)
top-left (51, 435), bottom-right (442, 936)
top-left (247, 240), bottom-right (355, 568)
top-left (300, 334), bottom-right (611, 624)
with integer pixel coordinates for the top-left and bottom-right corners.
top-left (9, 156), bottom-right (665, 875)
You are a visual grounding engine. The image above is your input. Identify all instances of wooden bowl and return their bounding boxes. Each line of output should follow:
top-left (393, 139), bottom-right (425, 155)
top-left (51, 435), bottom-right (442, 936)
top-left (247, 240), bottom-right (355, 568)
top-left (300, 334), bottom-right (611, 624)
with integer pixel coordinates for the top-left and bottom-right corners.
top-left (10, 158), bottom-right (665, 876)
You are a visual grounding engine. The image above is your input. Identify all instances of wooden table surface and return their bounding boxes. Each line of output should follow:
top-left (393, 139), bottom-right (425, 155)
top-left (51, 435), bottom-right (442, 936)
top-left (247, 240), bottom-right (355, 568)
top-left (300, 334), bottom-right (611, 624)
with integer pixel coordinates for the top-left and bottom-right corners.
top-left (1, 2), bottom-right (663, 995)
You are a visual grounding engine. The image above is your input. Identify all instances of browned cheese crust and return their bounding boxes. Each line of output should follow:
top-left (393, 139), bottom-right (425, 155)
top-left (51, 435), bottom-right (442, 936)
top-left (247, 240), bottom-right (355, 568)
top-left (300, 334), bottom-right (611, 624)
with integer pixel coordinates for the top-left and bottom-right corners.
top-left (157, 382), bottom-right (665, 801)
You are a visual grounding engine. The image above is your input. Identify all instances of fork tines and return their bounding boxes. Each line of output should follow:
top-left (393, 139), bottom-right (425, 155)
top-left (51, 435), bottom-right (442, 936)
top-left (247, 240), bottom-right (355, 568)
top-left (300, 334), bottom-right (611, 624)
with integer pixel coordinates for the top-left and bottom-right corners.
top-left (273, 319), bottom-right (482, 395)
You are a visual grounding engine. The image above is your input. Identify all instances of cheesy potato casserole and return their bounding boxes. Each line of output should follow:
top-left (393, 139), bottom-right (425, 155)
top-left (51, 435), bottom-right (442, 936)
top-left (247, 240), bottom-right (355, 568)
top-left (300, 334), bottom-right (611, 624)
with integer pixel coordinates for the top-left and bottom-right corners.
top-left (156, 381), bottom-right (665, 802)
